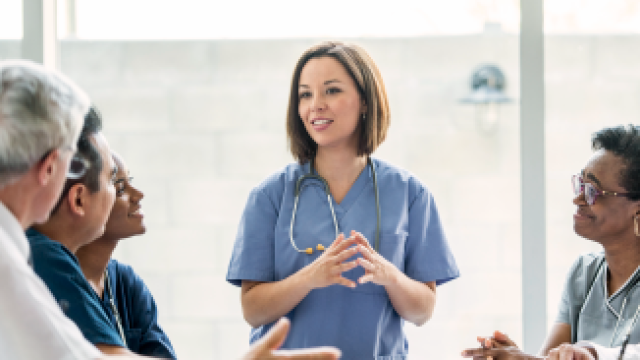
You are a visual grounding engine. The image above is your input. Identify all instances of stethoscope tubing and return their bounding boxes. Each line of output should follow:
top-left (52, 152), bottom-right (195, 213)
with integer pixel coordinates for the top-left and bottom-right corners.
top-left (289, 157), bottom-right (380, 254)
top-left (105, 269), bottom-right (127, 347)
top-left (577, 261), bottom-right (640, 347)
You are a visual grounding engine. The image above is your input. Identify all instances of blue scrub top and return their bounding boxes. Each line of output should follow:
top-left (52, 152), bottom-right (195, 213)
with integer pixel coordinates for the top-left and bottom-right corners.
top-left (105, 260), bottom-right (177, 359)
top-left (226, 158), bottom-right (460, 360)
top-left (27, 228), bottom-right (124, 347)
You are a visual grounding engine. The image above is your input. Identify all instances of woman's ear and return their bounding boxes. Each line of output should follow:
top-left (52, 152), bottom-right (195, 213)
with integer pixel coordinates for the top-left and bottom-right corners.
top-left (632, 199), bottom-right (640, 216)
top-left (67, 184), bottom-right (87, 217)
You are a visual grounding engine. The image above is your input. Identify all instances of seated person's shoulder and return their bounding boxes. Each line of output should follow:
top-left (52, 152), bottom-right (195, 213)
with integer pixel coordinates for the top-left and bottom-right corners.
top-left (27, 228), bottom-right (84, 280)
top-left (110, 259), bottom-right (150, 298)
top-left (569, 252), bottom-right (605, 278)
top-left (110, 260), bottom-right (141, 285)
top-left (561, 252), bottom-right (606, 301)
top-left (27, 229), bottom-right (125, 347)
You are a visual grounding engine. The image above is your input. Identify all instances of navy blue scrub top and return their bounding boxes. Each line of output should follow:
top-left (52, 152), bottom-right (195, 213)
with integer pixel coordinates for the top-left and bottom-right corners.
top-left (27, 228), bottom-right (124, 347)
top-left (105, 259), bottom-right (176, 359)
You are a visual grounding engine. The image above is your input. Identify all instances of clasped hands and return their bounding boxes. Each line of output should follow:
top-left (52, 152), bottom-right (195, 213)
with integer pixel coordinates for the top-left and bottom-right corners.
top-left (461, 331), bottom-right (596, 360)
top-left (303, 230), bottom-right (397, 290)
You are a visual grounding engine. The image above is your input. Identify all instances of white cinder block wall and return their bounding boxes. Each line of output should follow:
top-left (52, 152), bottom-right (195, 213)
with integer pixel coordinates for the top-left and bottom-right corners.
top-left (1, 36), bottom-right (637, 359)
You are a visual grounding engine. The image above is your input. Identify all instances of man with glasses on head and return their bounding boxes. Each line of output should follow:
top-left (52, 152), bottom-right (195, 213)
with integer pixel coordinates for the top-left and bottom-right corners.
top-left (27, 106), bottom-right (131, 355)
top-left (0, 60), bottom-right (103, 360)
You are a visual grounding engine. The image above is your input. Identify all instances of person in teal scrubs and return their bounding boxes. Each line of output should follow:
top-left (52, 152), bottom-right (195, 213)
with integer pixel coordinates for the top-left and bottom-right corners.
top-left (227, 41), bottom-right (459, 359)
top-left (75, 152), bottom-right (176, 359)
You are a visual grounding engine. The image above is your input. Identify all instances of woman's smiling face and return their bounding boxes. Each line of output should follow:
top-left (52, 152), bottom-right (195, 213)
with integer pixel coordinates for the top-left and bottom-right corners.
top-left (298, 56), bottom-right (365, 152)
top-left (101, 153), bottom-right (145, 241)
top-left (573, 149), bottom-right (639, 244)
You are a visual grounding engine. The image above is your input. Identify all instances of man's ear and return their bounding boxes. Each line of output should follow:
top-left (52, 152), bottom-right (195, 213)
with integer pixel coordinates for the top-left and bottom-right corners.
top-left (66, 184), bottom-right (87, 217)
top-left (37, 149), bottom-right (61, 186)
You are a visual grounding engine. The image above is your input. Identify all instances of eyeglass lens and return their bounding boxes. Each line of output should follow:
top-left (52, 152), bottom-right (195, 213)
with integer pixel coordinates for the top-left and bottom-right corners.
top-left (572, 175), bottom-right (597, 205)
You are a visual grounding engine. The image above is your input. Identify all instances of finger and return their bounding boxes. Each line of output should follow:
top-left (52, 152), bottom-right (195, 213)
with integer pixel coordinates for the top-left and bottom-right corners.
top-left (335, 276), bottom-right (356, 288)
top-left (547, 348), bottom-right (559, 360)
top-left (358, 273), bottom-right (375, 284)
top-left (461, 349), bottom-right (500, 357)
top-left (331, 260), bottom-right (358, 275)
top-left (357, 257), bottom-right (376, 272)
top-left (493, 330), bottom-right (516, 347)
top-left (327, 233), bottom-right (345, 251)
top-left (357, 244), bottom-right (376, 261)
top-left (272, 346), bottom-right (341, 360)
top-left (484, 338), bottom-right (493, 349)
top-left (353, 231), bottom-right (374, 250)
top-left (557, 344), bottom-right (576, 360)
top-left (329, 234), bottom-right (356, 255)
top-left (476, 336), bottom-right (488, 346)
top-left (256, 318), bottom-right (290, 351)
top-left (332, 245), bottom-right (359, 263)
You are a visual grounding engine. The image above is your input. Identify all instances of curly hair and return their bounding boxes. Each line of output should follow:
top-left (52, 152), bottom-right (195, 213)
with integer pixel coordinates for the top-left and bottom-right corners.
top-left (592, 124), bottom-right (640, 200)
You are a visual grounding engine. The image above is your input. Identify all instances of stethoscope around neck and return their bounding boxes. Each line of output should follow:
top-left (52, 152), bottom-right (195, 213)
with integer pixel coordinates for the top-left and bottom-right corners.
top-left (578, 260), bottom-right (640, 349)
top-left (104, 269), bottom-right (127, 347)
top-left (289, 157), bottom-right (380, 255)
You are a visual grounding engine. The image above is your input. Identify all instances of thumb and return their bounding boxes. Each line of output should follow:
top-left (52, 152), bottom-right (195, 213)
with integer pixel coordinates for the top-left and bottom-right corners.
top-left (259, 318), bottom-right (291, 351)
top-left (493, 330), bottom-right (515, 346)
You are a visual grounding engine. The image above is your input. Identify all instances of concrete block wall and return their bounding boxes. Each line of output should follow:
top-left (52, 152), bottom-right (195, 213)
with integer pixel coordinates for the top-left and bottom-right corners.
top-left (1, 35), bottom-right (637, 359)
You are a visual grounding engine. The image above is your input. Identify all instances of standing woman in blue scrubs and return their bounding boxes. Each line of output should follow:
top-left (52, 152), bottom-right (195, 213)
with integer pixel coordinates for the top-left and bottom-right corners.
top-left (227, 41), bottom-right (459, 359)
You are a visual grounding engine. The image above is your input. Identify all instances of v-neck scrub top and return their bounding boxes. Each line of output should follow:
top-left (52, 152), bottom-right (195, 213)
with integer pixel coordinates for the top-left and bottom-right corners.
top-left (226, 158), bottom-right (459, 360)
top-left (557, 253), bottom-right (640, 347)
top-left (103, 260), bottom-right (176, 359)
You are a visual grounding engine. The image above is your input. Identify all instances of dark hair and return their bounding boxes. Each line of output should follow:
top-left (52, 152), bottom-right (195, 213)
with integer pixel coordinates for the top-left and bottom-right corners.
top-left (52, 106), bottom-right (103, 213)
top-left (286, 41), bottom-right (390, 164)
top-left (592, 125), bottom-right (640, 200)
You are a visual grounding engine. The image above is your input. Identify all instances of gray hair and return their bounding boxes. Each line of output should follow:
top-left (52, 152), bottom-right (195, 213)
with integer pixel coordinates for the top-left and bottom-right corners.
top-left (0, 60), bottom-right (90, 187)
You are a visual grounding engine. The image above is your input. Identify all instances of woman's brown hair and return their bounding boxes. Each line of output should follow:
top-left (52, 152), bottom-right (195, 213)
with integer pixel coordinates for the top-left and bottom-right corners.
top-left (286, 41), bottom-right (390, 164)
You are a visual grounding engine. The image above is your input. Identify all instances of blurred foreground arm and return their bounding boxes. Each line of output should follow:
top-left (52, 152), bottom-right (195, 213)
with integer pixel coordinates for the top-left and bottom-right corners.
top-left (243, 318), bottom-right (341, 360)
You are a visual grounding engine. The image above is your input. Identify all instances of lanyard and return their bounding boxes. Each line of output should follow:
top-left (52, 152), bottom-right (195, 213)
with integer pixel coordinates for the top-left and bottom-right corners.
top-left (105, 270), bottom-right (127, 347)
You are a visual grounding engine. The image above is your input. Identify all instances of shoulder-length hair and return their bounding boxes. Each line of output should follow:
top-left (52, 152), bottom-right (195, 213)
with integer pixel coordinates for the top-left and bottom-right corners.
top-left (286, 41), bottom-right (390, 164)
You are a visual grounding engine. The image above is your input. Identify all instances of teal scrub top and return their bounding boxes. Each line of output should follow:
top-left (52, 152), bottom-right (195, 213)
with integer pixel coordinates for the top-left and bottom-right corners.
top-left (557, 252), bottom-right (640, 347)
top-left (27, 228), bottom-right (124, 347)
top-left (105, 260), bottom-right (176, 358)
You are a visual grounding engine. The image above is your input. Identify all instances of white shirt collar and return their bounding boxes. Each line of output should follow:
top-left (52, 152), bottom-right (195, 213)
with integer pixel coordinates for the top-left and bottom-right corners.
top-left (0, 201), bottom-right (29, 261)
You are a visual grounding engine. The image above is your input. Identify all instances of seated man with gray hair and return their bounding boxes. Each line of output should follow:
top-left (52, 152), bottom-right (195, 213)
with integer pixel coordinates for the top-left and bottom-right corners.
top-left (0, 60), bottom-right (340, 360)
top-left (0, 60), bottom-right (102, 359)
